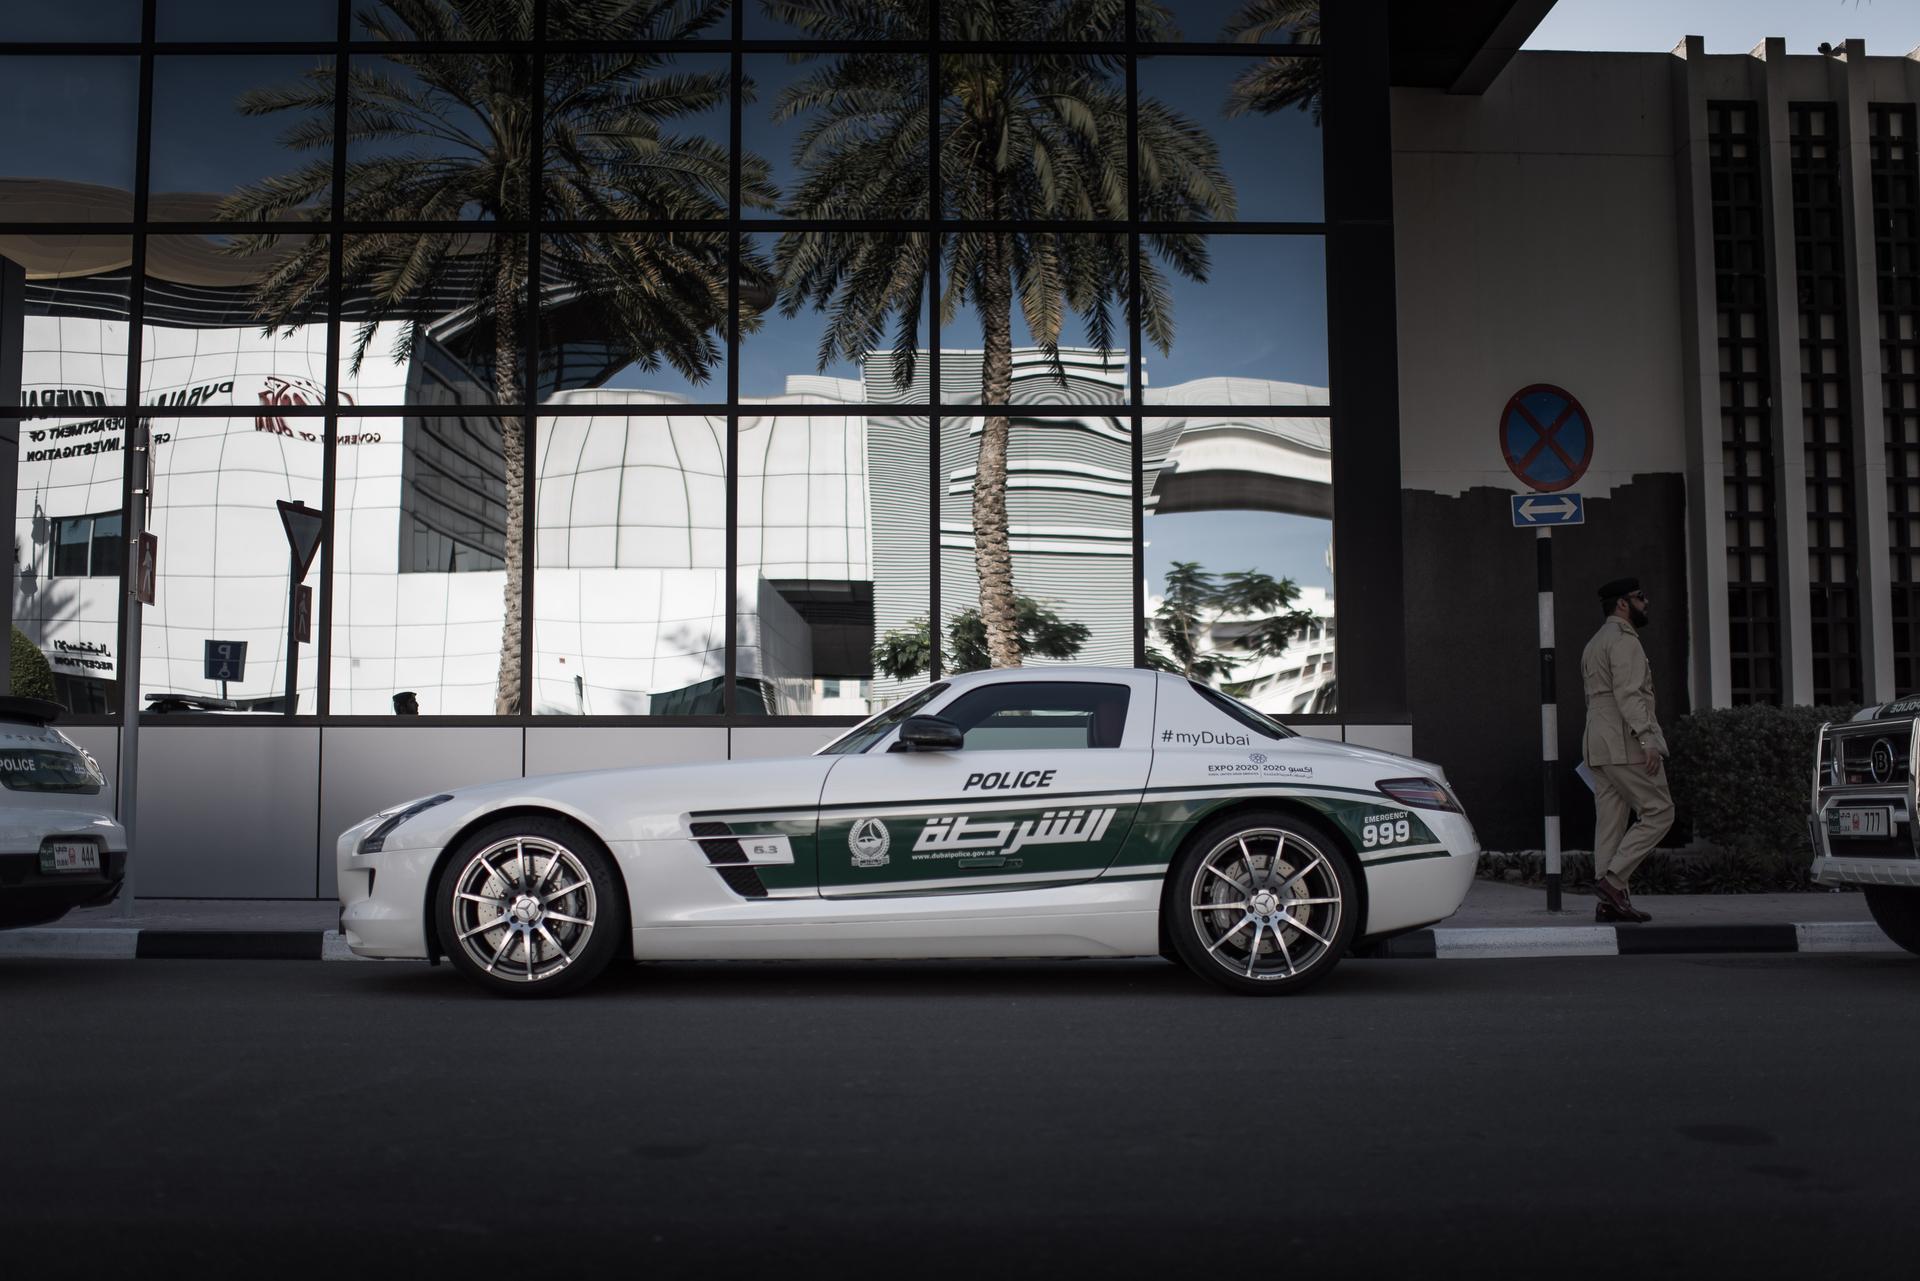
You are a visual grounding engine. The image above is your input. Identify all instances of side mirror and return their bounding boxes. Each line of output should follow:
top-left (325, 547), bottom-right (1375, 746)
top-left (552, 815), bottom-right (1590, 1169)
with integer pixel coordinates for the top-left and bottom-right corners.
top-left (894, 715), bottom-right (964, 752)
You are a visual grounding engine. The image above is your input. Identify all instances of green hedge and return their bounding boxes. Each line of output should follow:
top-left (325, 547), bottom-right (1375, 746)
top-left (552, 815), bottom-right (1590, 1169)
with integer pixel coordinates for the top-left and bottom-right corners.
top-left (9, 627), bottom-right (55, 701)
top-left (1666, 702), bottom-right (1859, 883)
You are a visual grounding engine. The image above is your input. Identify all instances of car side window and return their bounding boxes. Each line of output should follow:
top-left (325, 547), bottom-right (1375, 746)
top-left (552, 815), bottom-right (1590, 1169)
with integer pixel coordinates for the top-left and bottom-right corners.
top-left (936, 682), bottom-right (1131, 751)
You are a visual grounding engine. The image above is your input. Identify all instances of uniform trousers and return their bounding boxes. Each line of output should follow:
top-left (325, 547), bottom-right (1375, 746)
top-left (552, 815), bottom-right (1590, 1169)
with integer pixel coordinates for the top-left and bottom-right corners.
top-left (1592, 761), bottom-right (1675, 890)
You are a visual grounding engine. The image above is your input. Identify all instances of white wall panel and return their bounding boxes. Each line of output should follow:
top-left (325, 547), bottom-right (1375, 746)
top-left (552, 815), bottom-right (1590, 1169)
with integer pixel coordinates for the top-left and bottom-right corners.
top-left (729, 725), bottom-right (840, 760)
top-left (525, 726), bottom-right (726, 776)
top-left (134, 725), bottom-right (320, 898)
top-left (316, 726), bottom-right (522, 898)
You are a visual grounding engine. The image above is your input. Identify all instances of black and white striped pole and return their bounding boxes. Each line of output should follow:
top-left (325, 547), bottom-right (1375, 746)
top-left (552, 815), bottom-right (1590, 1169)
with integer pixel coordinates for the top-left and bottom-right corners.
top-left (1538, 528), bottom-right (1561, 912)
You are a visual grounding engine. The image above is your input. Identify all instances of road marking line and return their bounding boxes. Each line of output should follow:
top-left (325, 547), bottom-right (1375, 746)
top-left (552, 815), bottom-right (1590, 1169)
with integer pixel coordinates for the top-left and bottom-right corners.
top-left (0, 928), bottom-right (139, 959)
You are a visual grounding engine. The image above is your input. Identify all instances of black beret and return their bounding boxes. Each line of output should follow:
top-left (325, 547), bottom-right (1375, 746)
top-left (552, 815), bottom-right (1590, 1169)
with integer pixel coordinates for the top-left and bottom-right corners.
top-left (1597, 577), bottom-right (1639, 601)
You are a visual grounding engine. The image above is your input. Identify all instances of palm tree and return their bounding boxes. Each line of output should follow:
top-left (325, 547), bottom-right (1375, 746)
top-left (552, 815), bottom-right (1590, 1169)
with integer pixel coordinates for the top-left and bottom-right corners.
top-left (219, 0), bottom-right (773, 712)
top-left (1224, 0), bottom-right (1323, 121)
top-left (1146, 561), bottom-right (1314, 680)
top-left (768, 0), bottom-right (1235, 668)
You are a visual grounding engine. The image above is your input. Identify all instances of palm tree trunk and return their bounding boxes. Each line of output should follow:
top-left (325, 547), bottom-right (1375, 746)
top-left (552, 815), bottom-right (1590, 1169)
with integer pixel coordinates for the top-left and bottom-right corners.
top-left (493, 263), bottom-right (524, 715)
top-left (973, 233), bottom-right (1021, 668)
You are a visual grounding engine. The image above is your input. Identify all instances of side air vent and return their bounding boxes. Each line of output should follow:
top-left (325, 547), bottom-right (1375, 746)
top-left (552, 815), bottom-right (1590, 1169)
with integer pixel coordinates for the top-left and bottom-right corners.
top-left (689, 821), bottom-right (768, 898)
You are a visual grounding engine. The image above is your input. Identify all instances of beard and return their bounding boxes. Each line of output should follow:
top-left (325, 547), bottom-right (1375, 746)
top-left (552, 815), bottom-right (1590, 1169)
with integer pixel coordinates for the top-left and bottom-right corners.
top-left (1628, 603), bottom-right (1650, 629)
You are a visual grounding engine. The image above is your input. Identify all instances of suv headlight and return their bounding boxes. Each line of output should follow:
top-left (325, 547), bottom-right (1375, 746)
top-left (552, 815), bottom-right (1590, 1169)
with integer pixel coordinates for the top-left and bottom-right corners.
top-left (358, 794), bottom-right (454, 854)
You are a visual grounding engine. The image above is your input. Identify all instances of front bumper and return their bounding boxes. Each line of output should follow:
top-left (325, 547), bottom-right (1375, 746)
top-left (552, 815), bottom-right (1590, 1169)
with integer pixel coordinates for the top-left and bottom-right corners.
top-left (337, 826), bottom-right (443, 959)
top-left (0, 847), bottom-right (128, 927)
top-left (1808, 788), bottom-right (1918, 890)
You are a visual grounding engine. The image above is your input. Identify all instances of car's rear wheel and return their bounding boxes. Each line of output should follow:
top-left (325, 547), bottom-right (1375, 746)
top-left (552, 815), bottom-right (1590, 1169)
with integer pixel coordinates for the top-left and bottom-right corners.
top-left (433, 816), bottom-right (625, 997)
top-left (1863, 886), bottom-right (1920, 956)
top-left (1166, 811), bottom-right (1358, 995)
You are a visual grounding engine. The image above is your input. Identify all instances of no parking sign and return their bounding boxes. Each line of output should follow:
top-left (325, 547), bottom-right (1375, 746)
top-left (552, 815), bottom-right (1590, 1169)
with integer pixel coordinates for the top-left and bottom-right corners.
top-left (1499, 383), bottom-right (1593, 493)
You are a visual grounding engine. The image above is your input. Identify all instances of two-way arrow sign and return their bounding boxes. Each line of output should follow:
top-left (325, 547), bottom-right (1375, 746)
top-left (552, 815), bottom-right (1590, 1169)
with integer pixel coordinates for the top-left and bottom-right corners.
top-left (1510, 493), bottom-right (1584, 527)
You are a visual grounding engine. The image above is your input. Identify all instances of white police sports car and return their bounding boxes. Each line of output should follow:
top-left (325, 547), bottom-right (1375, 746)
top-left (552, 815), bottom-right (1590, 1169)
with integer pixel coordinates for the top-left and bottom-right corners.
top-left (337, 667), bottom-right (1480, 996)
top-left (0, 696), bottom-right (126, 928)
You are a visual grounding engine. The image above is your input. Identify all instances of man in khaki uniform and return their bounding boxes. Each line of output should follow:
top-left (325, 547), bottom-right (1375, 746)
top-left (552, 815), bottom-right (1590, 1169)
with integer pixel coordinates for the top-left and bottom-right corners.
top-left (1581, 577), bottom-right (1673, 923)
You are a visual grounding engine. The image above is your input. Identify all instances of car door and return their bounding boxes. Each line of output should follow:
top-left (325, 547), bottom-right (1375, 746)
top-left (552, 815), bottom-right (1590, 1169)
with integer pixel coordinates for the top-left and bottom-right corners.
top-left (815, 675), bottom-right (1154, 897)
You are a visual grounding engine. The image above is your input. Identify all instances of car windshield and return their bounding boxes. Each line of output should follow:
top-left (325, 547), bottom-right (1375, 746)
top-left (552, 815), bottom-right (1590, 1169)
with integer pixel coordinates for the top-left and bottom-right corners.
top-left (818, 683), bottom-right (950, 755)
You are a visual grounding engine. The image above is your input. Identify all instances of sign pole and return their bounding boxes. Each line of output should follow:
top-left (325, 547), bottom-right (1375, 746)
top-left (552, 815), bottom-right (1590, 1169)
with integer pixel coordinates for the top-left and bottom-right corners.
top-left (284, 551), bottom-right (301, 716)
top-left (1538, 528), bottom-right (1561, 912)
top-left (115, 422), bottom-right (149, 919)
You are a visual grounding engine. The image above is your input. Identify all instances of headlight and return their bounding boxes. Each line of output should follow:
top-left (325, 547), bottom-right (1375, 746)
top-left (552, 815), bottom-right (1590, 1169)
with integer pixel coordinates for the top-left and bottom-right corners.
top-left (1376, 776), bottom-right (1461, 812)
top-left (358, 794), bottom-right (454, 853)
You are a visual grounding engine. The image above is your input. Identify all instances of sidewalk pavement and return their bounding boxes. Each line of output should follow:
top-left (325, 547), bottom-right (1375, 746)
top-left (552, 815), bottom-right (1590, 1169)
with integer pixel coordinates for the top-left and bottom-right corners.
top-left (0, 880), bottom-right (1902, 962)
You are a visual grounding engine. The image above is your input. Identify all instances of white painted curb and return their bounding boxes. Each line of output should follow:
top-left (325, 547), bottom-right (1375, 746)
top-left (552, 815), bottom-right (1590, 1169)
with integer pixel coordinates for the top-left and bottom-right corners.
top-left (1793, 922), bottom-right (1897, 953)
top-left (320, 930), bottom-right (379, 961)
top-left (1433, 926), bottom-right (1619, 959)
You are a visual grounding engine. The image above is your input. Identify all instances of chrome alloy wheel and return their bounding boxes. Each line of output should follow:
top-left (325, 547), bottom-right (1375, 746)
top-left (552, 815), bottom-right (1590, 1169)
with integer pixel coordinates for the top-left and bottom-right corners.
top-left (449, 837), bottom-right (598, 984)
top-left (1189, 828), bottom-right (1344, 982)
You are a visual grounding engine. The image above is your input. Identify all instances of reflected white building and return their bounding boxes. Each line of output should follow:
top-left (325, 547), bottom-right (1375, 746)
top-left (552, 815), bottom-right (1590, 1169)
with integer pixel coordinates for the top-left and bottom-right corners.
top-left (11, 249), bottom-right (1335, 716)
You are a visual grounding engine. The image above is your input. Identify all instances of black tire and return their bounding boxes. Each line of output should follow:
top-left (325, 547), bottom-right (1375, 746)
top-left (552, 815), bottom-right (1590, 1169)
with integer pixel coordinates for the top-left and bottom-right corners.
top-left (1165, 809), bottom-right (1359, 995)
top-left (1863, 886), bottom-right (1920, 956)
top-left (432, 815), bottom-right (626, 997)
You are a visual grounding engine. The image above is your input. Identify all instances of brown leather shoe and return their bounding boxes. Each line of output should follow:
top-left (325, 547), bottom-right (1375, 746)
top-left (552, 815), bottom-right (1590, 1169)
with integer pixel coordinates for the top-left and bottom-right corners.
top-left (1594, 879), bottom-right (1652, 923)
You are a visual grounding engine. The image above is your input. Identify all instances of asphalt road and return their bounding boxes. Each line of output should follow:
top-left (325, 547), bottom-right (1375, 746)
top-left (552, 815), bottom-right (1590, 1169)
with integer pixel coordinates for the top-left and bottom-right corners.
top-left (3, 952), bottom-right (1916, 1279)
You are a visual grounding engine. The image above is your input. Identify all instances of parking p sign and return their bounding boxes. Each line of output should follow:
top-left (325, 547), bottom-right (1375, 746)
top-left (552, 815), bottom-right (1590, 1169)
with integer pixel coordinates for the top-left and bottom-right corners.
top-left (204, 640), bottom-right (248, 683)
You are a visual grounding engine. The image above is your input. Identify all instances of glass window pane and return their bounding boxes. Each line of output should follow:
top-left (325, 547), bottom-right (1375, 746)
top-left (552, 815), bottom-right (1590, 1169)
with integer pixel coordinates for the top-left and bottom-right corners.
top-left (1140, 233), bottom-right (1325, 390)
top-left (0, 6), bottom-right (141, 41)
top-left (1143, 415), bottom-right (1334, 716)
top-left (532, 409), bottom-right (727, 716)
top-left (744, 412), bottom-right (930, 716)
top-left (90, 510), bottom-right (123, 577)
top-left (938, 410), bottom-right (1134, 677)
top-left (1135, 1), bottom-right (1314, 44)
top-left (746, 231), bottom-right (929, 404)
top-left (0, 58), bottom-right (139, 220)
top-left (1139, 56), bottom-right (1320, 222)
top-left (142, 413), bottom-right (325, 714)
top-left (331, 412), bottom-right (513, 715)
top-left (748, 2), bottom-right (925, 40)
top-left (140, 234), bottom-right (334, 406)
top-left (538, 232), bottom-right (730, 405)
top-left (157, 0), bottom-right (341, 41)
top-left (6, 234), bottom-right (136, 409)
top-left (343, 232), bottom-right (523, 406)
top-left (348, 54), bottom-right (533, 223)
top-left (151, 56), bottom-right (335, 222)
top-left (54, 516), bottom-right (93, 577)
top-left (746, 50), bottom-right (929, 222)
top-left (543, 52), bottom-right (732, 224)
top-left (941, 54), bottom-right (1127, 223)
top-left (550, 0), bottom-right (732, 40)
top-left (939, 232), bottom-right (1130, 406)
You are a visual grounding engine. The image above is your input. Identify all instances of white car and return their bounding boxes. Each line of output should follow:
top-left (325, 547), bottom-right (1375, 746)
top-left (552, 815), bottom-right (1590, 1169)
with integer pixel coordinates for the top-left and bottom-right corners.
top-left (0, 696), bottom-right (127, 928)
top-left (337, 668), bottom-right (1481, 996)
top-left (1811, 699), bottom-right (1920, 954)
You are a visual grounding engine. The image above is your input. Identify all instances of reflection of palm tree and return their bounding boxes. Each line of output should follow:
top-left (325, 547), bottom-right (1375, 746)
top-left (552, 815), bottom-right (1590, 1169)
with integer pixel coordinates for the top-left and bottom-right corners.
top-left (1147, 561), bottom-right (1313, 679)
top-left (769, 0), bottom-right (1234, 669)
top-left (219, 0), bottom-right (772, 712)
top-left (1224, 1), bottom-right (1323, 121)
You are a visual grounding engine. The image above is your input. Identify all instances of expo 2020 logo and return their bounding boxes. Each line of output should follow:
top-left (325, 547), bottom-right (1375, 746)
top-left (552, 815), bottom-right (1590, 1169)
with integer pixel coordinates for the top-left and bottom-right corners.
top-left (849, 818), bottom-right (891, 868)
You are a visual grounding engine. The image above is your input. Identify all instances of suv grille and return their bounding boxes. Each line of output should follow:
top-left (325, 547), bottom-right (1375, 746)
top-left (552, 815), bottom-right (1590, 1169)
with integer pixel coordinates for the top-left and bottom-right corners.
top-left (1829, 731), bottom-right (1911, 788)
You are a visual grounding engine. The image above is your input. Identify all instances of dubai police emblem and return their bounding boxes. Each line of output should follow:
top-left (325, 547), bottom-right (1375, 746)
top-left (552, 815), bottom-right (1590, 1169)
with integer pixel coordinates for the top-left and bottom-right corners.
top-left (849, 818), bottom-right (892, 868)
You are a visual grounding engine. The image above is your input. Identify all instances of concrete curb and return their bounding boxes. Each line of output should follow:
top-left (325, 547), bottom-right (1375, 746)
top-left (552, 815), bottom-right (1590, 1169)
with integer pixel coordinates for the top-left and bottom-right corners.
top-left (1363, 921), bottom-right (1899, 959)
top-left (0, 923), bottom-right (1903, 962)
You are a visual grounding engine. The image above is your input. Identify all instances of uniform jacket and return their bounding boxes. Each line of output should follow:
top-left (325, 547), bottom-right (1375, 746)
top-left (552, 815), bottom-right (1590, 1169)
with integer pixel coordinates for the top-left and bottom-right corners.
top-left (1581, 616), bottom-right (1668, 766)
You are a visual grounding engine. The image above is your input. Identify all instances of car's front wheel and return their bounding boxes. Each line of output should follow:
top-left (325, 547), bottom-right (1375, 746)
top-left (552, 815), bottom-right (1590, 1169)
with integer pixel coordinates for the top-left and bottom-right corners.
top-left (433, 815), bottom-right (626, 997)
top-left (1863, 886), bottom-right (1920, 956)
top-left (1166, 811), bottom-right (1359, 995)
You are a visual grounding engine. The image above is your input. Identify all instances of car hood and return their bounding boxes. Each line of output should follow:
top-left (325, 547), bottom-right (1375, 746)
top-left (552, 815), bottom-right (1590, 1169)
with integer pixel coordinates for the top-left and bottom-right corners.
top-left (1280, 736), bottom-right (1449, 782)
